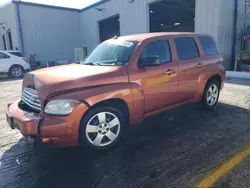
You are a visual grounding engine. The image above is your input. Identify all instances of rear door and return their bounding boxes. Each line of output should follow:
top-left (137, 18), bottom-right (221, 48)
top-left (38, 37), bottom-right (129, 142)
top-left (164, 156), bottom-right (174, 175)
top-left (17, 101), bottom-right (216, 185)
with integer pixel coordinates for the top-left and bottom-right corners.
top-left (0, 52), bottom-right (11, 73)
top-left (174, 37), bottom-right (202, 102)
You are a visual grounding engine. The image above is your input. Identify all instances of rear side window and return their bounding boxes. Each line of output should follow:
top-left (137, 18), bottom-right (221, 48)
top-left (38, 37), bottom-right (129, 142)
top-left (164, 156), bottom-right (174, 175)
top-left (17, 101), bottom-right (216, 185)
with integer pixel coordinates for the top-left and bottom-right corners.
top-left (139, 40), bottom-right (172, 63)
top-left (9, 52), bottom-right (24, 57)
top-left (199, 37), bottom-right (218, 56)
top-left (0, 53), bottom-right (10, 59)
top-left (175, 37), bottom-right (199, 60)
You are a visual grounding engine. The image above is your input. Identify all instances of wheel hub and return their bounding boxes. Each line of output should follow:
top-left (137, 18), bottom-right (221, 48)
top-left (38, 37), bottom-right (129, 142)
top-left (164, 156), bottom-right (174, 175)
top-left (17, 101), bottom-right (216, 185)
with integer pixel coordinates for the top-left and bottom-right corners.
top-left (98, 123), bottom-right (109, 134)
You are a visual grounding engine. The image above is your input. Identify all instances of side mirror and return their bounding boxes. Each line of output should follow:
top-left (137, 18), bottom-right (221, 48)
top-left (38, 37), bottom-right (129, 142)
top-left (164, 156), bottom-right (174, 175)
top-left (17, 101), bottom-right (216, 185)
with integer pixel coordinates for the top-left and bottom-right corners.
top-left (138, 56), bottom-right (161, 68)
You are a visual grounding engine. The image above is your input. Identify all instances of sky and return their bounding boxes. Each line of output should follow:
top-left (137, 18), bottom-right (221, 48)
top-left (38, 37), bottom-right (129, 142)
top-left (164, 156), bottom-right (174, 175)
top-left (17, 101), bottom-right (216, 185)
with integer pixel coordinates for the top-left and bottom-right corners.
top-left (0, 0), bottom-right (100, 9)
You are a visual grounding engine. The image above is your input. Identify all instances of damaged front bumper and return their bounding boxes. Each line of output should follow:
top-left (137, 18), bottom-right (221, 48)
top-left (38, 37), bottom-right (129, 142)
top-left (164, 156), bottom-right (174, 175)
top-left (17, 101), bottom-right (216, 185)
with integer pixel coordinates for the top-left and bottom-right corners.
top-left (6, 100), bottom-right (88, 148)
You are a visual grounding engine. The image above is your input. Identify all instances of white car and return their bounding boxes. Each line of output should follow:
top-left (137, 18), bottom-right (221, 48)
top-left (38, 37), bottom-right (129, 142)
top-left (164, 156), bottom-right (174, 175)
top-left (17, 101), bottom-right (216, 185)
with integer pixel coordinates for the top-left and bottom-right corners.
top-left (0, 50), bottom-right (30, 78)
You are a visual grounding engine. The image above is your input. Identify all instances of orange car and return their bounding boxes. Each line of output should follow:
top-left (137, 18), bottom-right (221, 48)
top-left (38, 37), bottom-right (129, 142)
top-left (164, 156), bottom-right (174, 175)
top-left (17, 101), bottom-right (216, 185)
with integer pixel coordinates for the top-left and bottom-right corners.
top-left (6, 33), bottom-right (225, 150)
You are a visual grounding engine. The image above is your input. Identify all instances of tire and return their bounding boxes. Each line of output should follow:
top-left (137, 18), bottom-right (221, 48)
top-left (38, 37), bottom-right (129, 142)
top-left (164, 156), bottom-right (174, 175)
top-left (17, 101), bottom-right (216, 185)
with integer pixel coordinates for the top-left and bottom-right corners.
top-left (9, 65), bottom-right (24, 78)
top-left (201, 79), bottom-right (220, 110)
top-left (79, 105), bottom-right (126, 150)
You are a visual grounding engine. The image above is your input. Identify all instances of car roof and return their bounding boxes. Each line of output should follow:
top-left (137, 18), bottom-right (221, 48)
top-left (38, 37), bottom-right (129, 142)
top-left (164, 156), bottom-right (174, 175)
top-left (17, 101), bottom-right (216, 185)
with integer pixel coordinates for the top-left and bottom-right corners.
top-left (118, 32), bottom-right (210, 42)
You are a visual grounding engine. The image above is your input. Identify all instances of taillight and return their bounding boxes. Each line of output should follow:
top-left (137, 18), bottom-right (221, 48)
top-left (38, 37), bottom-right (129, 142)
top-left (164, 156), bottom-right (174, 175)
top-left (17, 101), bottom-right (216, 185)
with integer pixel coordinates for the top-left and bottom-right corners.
top-left (23, 57), bottom-right (28, 63)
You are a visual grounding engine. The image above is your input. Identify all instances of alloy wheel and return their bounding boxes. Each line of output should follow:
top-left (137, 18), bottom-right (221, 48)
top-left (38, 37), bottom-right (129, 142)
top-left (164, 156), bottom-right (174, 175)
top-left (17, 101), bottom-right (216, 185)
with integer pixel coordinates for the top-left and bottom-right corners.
top-left (85, 112), bottom-right (121, 147)
top-left (206, 84), bottom-right (219, 106)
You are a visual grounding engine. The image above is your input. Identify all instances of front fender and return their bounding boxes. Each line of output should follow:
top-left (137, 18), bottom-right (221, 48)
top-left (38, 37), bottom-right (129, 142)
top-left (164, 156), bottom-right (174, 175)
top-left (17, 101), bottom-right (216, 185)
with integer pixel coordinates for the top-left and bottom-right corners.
top-left (48, 83), bottom-right (145, 125)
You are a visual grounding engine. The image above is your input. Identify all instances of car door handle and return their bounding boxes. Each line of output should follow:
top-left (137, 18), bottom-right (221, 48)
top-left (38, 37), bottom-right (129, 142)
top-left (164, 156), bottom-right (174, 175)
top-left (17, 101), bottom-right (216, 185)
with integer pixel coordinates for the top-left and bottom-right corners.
top-left (165, 69), bottom-right (177, 77)
top-left (196, 63), bottom-right (203, 68)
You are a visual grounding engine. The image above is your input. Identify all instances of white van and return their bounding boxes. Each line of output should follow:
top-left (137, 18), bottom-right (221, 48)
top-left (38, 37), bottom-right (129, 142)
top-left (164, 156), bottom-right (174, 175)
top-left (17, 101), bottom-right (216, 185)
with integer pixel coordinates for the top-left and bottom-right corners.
top-left (0, 51), bottom-right (30, 78)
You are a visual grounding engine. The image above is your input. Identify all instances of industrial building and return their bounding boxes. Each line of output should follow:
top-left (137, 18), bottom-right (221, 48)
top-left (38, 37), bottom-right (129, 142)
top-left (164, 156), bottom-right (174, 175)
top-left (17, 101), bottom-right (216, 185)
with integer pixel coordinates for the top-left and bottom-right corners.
top-left (0, 0), bottom-right (246, 69)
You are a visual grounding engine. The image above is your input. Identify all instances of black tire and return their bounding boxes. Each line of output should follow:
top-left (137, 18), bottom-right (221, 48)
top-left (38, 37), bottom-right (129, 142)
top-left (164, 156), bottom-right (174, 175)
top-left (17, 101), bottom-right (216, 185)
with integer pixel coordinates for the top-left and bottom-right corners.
top-left (201, 79), bottom-right (220, 110)
top-left (9, 65), bottom-right (24, 78)
top-left (79, 105), bottom-right (126, 150)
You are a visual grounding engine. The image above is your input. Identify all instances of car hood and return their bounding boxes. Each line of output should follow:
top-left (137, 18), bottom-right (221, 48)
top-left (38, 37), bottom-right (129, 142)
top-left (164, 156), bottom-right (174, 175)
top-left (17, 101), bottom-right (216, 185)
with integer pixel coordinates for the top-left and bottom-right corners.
top-left (23, 64), bottom-right (129, 105)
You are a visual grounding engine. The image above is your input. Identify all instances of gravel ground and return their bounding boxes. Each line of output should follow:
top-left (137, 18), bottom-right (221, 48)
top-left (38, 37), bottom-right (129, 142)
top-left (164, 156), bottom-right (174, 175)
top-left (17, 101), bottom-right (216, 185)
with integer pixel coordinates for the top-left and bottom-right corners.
top-left (0, 77), bottom-right (250, 188)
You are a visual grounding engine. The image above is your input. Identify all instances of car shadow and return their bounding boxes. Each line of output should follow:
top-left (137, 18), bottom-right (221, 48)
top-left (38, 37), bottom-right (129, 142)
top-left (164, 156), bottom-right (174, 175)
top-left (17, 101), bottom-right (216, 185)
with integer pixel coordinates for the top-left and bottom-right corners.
top-left (0, 102), bottom-right (250, 188)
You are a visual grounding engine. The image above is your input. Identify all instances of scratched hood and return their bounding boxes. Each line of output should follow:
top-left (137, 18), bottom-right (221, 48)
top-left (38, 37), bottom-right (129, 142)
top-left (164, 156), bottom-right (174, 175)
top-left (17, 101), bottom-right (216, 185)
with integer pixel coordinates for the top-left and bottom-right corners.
top-left (23, 64), bottom-right (128, 104)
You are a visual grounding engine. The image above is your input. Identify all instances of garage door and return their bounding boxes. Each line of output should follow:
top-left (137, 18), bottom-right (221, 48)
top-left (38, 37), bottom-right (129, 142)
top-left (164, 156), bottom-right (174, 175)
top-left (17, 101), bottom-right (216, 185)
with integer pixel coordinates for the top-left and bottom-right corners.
top-left (149, 0), bottom-right (195, 32)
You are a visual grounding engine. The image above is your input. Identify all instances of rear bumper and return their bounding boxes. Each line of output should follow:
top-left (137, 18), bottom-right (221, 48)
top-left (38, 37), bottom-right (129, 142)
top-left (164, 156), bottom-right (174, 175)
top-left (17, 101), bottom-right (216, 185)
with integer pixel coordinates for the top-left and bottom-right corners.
top-left (6, 100), bottom-right (88, 148)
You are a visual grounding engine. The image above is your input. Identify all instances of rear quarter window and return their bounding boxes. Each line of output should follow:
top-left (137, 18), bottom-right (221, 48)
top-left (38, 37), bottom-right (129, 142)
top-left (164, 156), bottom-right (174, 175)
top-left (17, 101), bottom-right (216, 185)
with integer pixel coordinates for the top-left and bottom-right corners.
top-left (9, 52), bottom-right (24, 57)
top-left (0, 52), bottom-right (10, 59)
top-left (198, 36), bottom-right (218, 56)
top-left (174, 37), bottom-right (199, 60)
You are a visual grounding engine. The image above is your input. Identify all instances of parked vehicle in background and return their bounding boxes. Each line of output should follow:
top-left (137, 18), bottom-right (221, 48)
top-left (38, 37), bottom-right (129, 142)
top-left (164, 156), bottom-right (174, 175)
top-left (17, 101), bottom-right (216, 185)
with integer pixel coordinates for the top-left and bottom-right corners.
top-left (6, 33), bottom-right (225, 150)
top-left (0, 50), bottom-right (30, 78)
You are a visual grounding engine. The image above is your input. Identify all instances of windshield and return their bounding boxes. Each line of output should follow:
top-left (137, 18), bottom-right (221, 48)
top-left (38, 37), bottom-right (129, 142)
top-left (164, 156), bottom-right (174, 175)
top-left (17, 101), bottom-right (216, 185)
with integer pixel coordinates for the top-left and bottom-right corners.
top-left (84, 39), bottom-right (138, 66)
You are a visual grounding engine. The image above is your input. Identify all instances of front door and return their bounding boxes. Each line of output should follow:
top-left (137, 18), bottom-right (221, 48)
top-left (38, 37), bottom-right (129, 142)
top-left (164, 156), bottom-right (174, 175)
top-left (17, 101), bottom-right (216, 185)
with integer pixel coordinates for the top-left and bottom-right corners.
top-left (174, 37), bottom-right (201, 102)
top-left (137, 40), bottom-right (179, 113)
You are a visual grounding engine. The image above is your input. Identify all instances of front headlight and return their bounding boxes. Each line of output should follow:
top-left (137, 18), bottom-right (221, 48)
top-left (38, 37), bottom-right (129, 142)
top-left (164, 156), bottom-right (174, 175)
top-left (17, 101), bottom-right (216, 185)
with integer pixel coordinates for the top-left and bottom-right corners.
top-left (44, 99), bottom-right (78, 115)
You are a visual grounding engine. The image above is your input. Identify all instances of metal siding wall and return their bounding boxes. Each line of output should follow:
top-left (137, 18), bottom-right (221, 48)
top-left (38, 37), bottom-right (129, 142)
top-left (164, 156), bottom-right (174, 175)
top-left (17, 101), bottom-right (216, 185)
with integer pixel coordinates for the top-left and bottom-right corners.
top-left (80, 0), bottom-right (236, 69)
top-left (217, 0), bottom-right (235, 69)
top-left (196, 0), bottom-right (244, 69)
top-left (0, 4), bottom-right (19, 50)
top-left (19, 5), bottom-right (81, 64)
top-left (235, 0), bottom-right (246, 53)
top-left (0, 37), bottom-right (3, 50)
top-left (196, 0), bottom-right (235, 69)
top-left (195, 0), bottom-right (220, 39)
top-left (80, 0), bottom-right (156, 53)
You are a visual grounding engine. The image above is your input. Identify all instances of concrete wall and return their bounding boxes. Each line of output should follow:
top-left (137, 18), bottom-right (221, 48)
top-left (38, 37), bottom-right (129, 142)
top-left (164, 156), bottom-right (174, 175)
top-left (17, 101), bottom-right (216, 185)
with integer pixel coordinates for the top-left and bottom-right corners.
top-left (18, 4), bottom-right (81, 64)
top-left (80, 0), bottom-right (237, 70)
top-left (0, 3), bottom-right (19, 50)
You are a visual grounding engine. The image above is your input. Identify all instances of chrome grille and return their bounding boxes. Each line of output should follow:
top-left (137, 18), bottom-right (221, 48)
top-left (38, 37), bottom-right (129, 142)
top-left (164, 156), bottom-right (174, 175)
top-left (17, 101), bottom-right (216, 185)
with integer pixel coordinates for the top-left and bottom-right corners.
top-left (22, 87), bottom-right (41, 111)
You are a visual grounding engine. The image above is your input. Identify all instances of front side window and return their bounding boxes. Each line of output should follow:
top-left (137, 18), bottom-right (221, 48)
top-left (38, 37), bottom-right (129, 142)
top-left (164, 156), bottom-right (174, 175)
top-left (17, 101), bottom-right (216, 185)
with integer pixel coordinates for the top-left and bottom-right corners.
top-left (0, 53), bottom-right (10, 59)
top-left (84, 39), bottom-right (138, 66)
top-left (175, 37), bottom-right (199, 60)
top-left (139, 40), bottom-right (172, 64)
top-left (199, 36), bottom-right (218, 56)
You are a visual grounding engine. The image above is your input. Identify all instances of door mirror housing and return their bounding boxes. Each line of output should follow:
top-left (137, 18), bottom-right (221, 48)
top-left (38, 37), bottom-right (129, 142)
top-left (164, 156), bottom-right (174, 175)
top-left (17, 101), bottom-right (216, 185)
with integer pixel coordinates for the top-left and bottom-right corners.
top-left (138, 56), bottom-right (161, 68)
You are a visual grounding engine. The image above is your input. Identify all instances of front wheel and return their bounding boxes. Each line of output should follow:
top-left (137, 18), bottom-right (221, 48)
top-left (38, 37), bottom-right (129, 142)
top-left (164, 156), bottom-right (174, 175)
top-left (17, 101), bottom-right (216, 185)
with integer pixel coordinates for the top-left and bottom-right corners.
top-left (201, 80), bottom-right (220, 110)
top-left (79, 106), bottom-right (126, 150)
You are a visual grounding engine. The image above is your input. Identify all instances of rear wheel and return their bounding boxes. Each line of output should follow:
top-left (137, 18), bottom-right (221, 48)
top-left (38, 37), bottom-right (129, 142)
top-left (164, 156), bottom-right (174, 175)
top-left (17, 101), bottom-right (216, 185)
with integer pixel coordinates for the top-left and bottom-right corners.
top-left (79, 106), bottom-right (126, 150)
top-left (9, 65), bottom-right (24, 78)
top-left (202, 80), bottom-right (220, 110)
